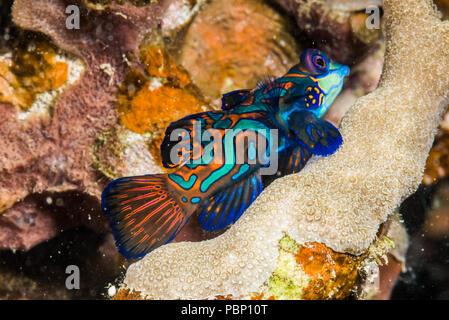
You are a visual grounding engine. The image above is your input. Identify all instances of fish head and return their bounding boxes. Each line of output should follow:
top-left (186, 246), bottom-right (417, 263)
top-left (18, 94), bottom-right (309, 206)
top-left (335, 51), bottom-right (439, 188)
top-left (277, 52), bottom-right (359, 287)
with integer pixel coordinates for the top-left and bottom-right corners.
top-left (301, 48), bottom-right (349, 115)
top-left (281, 49), bottom-right (350, 118)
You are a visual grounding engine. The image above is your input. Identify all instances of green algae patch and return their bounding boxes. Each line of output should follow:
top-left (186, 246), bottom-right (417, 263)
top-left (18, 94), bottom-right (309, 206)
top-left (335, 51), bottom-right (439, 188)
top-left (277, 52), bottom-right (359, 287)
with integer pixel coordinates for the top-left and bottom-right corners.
top-left (253, 234), bottom-right (364, 300)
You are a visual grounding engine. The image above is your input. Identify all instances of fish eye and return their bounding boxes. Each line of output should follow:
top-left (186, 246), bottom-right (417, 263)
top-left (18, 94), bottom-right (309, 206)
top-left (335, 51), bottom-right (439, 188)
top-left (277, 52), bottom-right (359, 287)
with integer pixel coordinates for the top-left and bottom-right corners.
top-left (312, 55), bottom-right (327, 70)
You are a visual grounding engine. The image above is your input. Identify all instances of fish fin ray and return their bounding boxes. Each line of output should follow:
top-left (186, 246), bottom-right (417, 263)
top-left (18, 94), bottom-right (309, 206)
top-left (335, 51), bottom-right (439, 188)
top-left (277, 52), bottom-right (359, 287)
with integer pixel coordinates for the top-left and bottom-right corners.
top-left (198, 170), bottom-right (262, 231)
top-left (101, 174), bottom-right (189, 259)
top-left (289, 110), bottom-right (343, 156)
top-left (277, 144), bottom-right (313, 176)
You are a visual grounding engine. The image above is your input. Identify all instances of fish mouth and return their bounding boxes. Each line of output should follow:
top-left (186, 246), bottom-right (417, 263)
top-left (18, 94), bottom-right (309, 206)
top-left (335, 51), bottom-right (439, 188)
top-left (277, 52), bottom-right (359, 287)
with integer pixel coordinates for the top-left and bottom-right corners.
top-left (338, 65), bottom-right (350, 78)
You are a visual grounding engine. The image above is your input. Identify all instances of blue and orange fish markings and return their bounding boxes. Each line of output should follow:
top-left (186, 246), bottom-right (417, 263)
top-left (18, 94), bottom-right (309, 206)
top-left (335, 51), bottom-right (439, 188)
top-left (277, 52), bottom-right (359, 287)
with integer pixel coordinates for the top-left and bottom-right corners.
top-left (191, 197), bottom-right (201, 204)
top-left (101, 49), bottom-right (350, 259)
top-left (166, 112), bottom-right (275, 197)
top-left (168, 172), bottom-right (197, 190)
top-left (207, 111), bottom-right (224, 121)
top-left (232, 164), bottom-right (250, 180)
top-left (199, 118), bottom-right (270, 193)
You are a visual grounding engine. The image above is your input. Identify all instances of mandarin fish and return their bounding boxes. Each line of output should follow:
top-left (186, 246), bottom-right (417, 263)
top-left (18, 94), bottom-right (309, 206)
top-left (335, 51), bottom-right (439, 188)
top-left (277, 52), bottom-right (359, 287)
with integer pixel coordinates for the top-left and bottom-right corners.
top-left (101, 49), bottom-right (350, 259)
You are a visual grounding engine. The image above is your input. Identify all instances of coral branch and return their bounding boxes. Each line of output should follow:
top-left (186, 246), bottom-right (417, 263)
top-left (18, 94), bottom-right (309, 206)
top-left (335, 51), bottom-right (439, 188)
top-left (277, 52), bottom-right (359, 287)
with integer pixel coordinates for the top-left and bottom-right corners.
top-left (122, 0), bottom-right (449, 299)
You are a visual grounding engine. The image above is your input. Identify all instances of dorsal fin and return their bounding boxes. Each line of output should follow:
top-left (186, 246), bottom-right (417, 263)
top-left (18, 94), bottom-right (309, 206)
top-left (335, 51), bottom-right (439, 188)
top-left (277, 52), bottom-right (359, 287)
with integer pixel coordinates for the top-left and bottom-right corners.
top-left (258, 76), bottom-right (288, 108)
top-left (160, 111), bottom-right (222, 169)
top-left (221, 89), bottom-right (252, 110)
top-left (256, 75), bottom-right (277, 89)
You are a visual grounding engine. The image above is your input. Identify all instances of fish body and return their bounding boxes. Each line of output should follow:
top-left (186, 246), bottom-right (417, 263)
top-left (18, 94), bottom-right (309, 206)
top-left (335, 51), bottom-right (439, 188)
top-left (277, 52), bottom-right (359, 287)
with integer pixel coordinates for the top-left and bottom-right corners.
top-left (101, 49), bottom-right (350, 259)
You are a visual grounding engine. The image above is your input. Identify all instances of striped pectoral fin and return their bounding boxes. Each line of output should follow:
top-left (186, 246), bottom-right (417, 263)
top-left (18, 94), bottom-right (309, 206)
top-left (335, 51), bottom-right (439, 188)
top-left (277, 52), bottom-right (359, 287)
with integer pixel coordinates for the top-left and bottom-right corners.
top-left (198, 169), bottom-right (263, 231)
top-left (101, 174), bottom-right (190, 259)
top-left (277, 144), bottom-right (313, 176)
top-left (289, 110), bottom-right (343, 157)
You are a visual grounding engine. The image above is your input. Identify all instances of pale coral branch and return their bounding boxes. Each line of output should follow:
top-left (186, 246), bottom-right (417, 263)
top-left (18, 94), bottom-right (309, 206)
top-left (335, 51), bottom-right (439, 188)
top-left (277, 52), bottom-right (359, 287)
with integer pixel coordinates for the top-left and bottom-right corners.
top-left (123, 0), bottom-right (449, 299)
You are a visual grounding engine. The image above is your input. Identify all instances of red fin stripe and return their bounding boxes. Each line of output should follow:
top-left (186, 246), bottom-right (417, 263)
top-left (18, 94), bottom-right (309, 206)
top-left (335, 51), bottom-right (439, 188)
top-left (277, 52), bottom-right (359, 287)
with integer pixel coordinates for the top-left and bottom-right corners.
top-left (134, 227), bottom-right (144, 236)
top-left (124, 195), bottom-right (165, 219)
top-left (119, 192), bottom-right (157, 205)
top-left (294, 149), bottom-right (300, 170)
top-left (154, 213), bottom-right (181, 235)
top-left (131, 200), bottom-right (171, 230)
top-left (165, 215), bottom-right (183, 233)
top-left (124, 186), bottom-right (160, 192)
top-left (125, 219), bottom-right (136, 228)
top-left (138, 234), bottom-right (149, 244)
top-left (154, 207), bottom-right (175, 225)
top-left (148, 198), bottom-right (171, 217)
top-left (127, 178), bottom-right (162, 183)
top-left (102, 173), bottom-right (190, 258)
top-left (148, 238), bottom-right (157, 247)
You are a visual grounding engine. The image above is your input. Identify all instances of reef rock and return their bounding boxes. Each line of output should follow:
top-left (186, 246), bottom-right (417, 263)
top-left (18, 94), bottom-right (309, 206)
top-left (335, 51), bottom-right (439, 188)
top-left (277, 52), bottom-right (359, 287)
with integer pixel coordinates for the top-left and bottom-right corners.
top-left (178, 0), bottom-right (300, 103)
top-left (321, 0), bottom-right (382, 11)
top-left (0, 0), bottom-right (200, 249)
top-left (272, 0), bottom-right (382, 65)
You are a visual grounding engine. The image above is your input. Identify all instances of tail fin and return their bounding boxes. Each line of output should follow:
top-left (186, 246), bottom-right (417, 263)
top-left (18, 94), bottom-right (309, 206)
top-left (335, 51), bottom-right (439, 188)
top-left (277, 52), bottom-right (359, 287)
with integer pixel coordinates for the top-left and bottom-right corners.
top-left (101, 174), bottom-right (189, 259)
